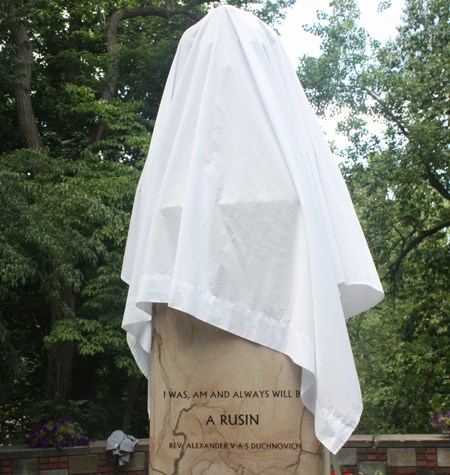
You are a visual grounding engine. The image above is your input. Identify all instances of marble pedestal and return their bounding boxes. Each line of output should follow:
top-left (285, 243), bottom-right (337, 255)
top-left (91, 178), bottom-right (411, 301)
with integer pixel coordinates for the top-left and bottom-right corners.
top-left (149, 303), bottom-right (325, 475)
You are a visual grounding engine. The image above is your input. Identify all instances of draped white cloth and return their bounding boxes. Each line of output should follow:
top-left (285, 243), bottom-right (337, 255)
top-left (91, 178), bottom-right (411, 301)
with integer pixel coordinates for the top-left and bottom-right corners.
top-left (121, 5), bottom-right (384, 454)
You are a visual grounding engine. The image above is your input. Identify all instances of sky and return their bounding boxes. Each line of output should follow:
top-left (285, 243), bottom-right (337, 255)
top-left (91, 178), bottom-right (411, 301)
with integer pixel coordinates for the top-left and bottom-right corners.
top-left (277, 0), bottom-right (406, 149)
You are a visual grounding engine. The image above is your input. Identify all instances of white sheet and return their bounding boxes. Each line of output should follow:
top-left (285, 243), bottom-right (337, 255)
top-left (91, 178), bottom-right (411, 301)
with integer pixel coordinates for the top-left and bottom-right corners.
top-left (121, 5), bottom-right (384, 454)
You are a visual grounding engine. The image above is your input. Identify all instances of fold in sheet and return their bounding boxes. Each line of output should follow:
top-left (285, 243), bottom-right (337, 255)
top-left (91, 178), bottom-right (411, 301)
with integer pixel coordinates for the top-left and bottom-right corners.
top-left (121, 5), bottom-right (384, 454)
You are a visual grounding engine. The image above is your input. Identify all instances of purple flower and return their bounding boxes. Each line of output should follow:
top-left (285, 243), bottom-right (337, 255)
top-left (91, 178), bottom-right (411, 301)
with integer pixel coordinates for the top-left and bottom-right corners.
top-left (26, 416), bottom-right (93, 449)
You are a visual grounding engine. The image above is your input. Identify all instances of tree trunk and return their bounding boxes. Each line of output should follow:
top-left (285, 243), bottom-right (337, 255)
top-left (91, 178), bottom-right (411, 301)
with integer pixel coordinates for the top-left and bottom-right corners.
top-left (46, 274), bottom-right (75, 408)
top-left (122, 374), bottom-right (142, 434)
top-left (8, 4), bottom-right (77, 409)
top-left (9, 2), bottom-right (44, 151)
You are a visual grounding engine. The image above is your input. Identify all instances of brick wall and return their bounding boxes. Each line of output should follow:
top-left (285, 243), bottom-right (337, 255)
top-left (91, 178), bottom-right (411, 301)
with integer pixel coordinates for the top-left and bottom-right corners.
top-left (1, 435), bottom-right (450, 475)
top-left (0, 440), bottom-right (149, 475)
top-left (337, 435), bottom-right (450, 475)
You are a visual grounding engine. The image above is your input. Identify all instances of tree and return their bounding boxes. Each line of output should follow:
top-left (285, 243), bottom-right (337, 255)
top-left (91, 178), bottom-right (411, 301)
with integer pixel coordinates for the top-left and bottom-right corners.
top-left (0, 0), bottom-right (295, 443)
top-left (298, 0), bottom-right (450, 433)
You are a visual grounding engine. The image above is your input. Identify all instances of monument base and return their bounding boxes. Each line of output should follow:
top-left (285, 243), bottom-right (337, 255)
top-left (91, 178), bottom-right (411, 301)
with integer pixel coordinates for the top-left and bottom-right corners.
top-left (149, 303), bottom-right (325, 475)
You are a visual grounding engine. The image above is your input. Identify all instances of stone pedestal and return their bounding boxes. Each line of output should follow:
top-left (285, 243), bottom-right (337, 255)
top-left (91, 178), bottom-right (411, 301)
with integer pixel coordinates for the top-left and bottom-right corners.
top-left (149, 303), bottom-right (325, 475)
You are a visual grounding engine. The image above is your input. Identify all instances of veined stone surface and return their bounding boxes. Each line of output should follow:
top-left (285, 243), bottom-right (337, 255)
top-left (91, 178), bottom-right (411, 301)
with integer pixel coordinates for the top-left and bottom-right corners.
top-left (387, 448), bottom-right (416, 466)
top-left (337, 448), bottom-right (357, 466)
top-left (438, 448), bottom-right (450, 466)
top-left (149, 304), bottom-right (324, 475)
top-left (12, 458), bottom-right (38, 475)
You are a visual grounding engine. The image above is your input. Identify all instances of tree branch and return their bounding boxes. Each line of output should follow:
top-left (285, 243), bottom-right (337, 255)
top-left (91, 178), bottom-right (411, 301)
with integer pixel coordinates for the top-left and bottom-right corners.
top-left (99, 7), bottom-right (199, 104)
top-left (9, 1), bottom-right (44, 151)
top-left (361, 86), bottom-right (410, 138)
top-left (88, 6), bottom-right (201, 146)
top-left (419, 151), bottom-right (450, 202)
top-left (385, 218), bottom-right (450, 281)
top-left (350, 328), bottom-right (371, 362)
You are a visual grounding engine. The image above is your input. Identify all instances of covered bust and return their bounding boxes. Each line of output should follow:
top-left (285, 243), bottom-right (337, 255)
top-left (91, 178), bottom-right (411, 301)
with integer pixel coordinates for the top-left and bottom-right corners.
top-left (121, 5), bottom-right (384, 454)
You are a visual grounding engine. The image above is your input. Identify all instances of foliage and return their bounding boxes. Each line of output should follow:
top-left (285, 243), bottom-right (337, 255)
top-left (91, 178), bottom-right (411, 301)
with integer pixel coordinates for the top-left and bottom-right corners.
top-left (0, 0), bottom-right (186, 444)
top-left (299, 0), bottom-right (450, 434)
top-left (25, 416), bottom-right (94, 448)
top-left (0, 0), bottom-right (294, 445)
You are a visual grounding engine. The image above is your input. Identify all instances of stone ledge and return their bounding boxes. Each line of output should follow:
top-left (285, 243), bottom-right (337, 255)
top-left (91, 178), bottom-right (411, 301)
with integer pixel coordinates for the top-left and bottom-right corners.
top-left (342, 435), bottom-right (450, 449)
top-left (0, 440), bottom-right (150, 460)
top-left (0, 446), bottom-right (89, 460)
top-left (344, 435), bottom-right (375, 447)
top-left (375, 435), bottom-right (450, 448)
top-left (88, 440), bottom-right (149, 454)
